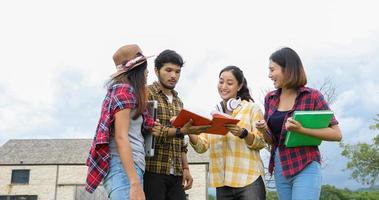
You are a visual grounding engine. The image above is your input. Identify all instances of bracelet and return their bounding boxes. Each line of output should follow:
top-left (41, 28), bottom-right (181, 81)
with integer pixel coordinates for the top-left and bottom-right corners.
top-left (182, 166), bottom-right (189, 170)
top-left (239, 128), bottom-right (248, 139)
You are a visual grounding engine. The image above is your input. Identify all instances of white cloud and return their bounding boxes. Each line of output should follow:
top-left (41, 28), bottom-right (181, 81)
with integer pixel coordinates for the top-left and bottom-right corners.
top-left (334, 90), bottom-right (360, 114)
top-left (0, 82), bottom-right (56, 134)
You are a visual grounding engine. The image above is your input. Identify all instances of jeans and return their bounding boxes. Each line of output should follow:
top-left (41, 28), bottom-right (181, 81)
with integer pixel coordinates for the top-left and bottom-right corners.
top-left (103, 155), bottom-right (144, 200)
top-left (216, 176), bottom-right (266, 200)
top-left (274, 149), bottom-right (321, 200)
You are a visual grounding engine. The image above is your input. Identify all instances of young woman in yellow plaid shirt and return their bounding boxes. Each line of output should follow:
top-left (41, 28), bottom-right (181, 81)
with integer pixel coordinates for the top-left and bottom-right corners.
top-left (189, 66), bottom-right (267, 200)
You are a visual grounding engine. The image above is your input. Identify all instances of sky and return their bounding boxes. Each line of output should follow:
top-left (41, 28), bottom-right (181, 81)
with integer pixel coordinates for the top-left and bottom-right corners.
top-left (1, 0), bottom-right (378, 190)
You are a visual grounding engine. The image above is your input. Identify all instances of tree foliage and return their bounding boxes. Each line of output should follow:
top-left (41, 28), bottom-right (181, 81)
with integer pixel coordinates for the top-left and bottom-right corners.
top-left (341, 114), bottom-right (379, 187)
top-left (267, 185), bottom-right (379, 200)
top-left (369, 114), bottom-right (379, 130)
top-left (320, 185), bottom-right (379, 200)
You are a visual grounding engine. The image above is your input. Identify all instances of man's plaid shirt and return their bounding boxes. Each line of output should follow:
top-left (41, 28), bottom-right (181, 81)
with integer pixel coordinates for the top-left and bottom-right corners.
top-left (265, 87), bottom-right (338, 177)
top-left (145, 81), bottom-right (187, 176)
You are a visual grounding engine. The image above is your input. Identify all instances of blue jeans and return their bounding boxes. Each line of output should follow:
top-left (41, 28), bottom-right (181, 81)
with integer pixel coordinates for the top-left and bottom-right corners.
top-left (274, 149), bottom-right (321, 200)
top-left (103, 155), bottom-right (144, 200)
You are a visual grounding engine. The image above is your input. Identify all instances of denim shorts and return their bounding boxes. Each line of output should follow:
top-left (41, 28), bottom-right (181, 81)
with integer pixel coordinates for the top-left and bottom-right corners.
top-left (103, 155), bottom-right (144, 200)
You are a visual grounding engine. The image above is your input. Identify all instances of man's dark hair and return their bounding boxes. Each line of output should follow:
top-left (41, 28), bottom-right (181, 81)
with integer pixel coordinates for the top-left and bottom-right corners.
top-left (154, 49), bottom-right (184, 70)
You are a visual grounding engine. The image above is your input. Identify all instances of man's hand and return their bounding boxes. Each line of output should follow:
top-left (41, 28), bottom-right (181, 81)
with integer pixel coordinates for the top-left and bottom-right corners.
top-left (181, 119), bottom-right (211, 135)
top-left (182, 168), bottom-right (193, 190)
top-left (151, 121), bottom-right (162, 136)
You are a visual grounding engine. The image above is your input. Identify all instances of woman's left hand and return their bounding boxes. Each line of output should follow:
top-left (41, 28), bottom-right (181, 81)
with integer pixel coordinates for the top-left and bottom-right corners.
top-left (225, 124), bottom-right (243, 137)
top-left (285, 117), bottom-right (303, 132)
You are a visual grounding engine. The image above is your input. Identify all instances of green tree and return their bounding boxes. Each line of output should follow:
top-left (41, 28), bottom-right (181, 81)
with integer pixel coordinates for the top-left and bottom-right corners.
top-left (268, 185), bottom-right (379, 199)
top-left (341, 114), bottom-right (379, 187)
top-left (320, 184), bottom-right (379, 200)
top-left (320, 184), bottom-right (348, 200)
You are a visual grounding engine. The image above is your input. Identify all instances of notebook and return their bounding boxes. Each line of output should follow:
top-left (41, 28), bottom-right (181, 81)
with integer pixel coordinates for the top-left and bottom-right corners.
top-left (172, 109), bottom-right (240, 135)
top-left (143, 100), bottom-right (158, 157)
top-left (284, 110), bottom-right (334, 147)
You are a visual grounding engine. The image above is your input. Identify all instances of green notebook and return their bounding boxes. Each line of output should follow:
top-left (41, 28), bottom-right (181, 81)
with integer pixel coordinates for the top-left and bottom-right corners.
top-left (284, 110), bottom-right (334, 147)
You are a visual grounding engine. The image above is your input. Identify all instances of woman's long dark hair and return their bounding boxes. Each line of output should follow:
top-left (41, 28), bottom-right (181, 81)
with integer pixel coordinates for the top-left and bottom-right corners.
top-left (107, 61), bottom-right (147, 120)
top-left (219, 65), bottom-right (254, 102)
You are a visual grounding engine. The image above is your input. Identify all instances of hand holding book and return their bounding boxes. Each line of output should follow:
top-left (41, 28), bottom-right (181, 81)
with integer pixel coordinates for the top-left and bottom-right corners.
top-left (224, 123), bottom-right (242, 136)
top-left (284, 110), bottom-right (334, 147)
top-left (151, 120), bottom-right (163, 137)
top-left (180, 119), bottom-right (212, 135)
top-left (172, 109), bottom-right (240, 135)
top-left (285, 117), bottom-right (303, 133)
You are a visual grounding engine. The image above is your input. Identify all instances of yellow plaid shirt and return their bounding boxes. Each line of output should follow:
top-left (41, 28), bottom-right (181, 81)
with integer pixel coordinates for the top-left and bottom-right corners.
top-left (190, 100), bottom-right (266, 187)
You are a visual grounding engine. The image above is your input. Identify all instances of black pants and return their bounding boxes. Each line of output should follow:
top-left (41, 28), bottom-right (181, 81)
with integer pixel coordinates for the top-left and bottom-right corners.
top-left (216, 176), bottom-right (266, 200)
top-left (144, 171), bottom-right (186, 200)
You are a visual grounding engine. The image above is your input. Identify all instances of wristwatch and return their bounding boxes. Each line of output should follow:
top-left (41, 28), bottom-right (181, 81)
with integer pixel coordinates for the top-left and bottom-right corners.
top-left (239, 128), bottom-right (248, 139)
top-left (176, 128), bottom-right (184, 139)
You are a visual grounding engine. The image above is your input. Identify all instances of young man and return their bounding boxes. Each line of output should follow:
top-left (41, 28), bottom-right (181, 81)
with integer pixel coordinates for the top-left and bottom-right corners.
top-left (144, 49), bottom-right (210, 200)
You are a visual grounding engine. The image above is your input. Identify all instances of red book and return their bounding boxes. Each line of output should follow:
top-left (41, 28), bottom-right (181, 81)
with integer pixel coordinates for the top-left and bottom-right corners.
top-left (172, 109), bottom-right (240, 135)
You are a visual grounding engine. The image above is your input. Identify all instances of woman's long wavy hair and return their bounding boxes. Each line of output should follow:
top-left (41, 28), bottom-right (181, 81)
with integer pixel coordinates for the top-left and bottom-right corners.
top-left (107, 61), bottom-right (147, 120)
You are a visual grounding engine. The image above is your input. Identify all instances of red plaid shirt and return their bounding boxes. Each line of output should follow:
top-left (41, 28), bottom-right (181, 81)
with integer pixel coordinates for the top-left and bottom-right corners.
top-left (85, 83), bottom-right (154, 193)
top-left (264, 87), bottom-right (338, 177)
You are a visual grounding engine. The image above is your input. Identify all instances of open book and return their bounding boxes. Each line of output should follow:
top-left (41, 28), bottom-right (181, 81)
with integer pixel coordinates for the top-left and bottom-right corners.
top-left (285, 110), bottom-right (334, 147)
top-left (172, 109), bottom-right (240, 135)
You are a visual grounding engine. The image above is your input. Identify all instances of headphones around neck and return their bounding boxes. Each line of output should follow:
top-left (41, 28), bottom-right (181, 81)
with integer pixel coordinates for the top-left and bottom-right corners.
top-left (215, 97), bottom-right (241, 113)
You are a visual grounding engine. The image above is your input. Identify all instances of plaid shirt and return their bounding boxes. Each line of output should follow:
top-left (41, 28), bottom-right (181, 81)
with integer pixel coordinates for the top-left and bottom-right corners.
top-left (85, 83), bottom-right (154, 193)
top-left (264, 87), bottom-right (338, 177)
top-left (145, 81), bottom-right (186, 176)
top-left (191, 100), bottom-right (266, 187)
